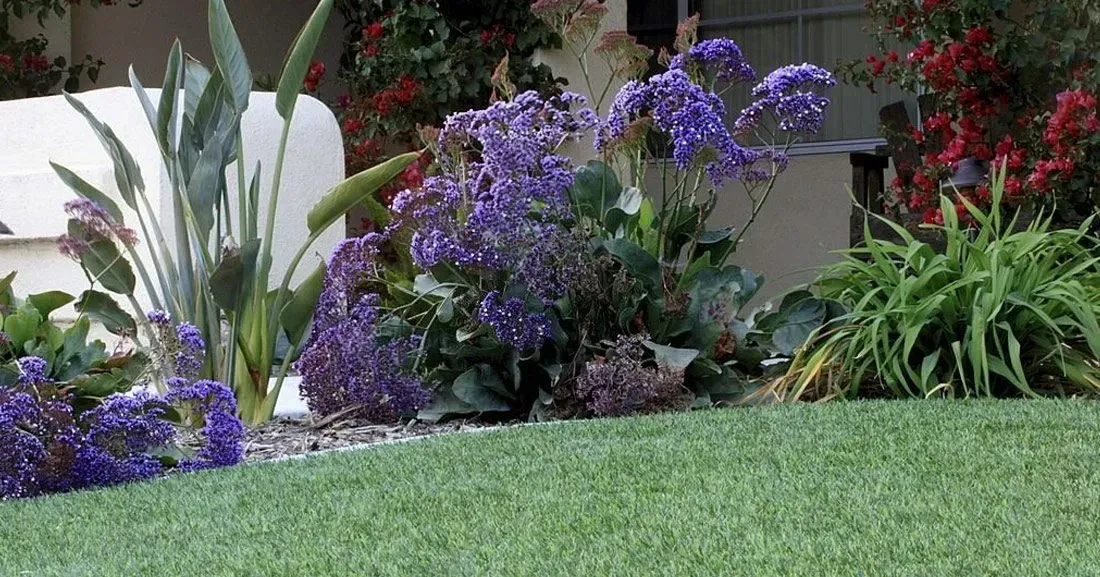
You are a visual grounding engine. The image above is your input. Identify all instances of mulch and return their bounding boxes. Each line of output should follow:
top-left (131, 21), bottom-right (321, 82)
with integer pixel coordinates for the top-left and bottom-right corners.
top-left (242, 415), bottom-right (505, 463)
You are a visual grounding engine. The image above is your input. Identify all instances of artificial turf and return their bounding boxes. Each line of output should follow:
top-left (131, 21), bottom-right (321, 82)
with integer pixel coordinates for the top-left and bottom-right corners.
top-left (2, 400), bottom-right (1100, 576)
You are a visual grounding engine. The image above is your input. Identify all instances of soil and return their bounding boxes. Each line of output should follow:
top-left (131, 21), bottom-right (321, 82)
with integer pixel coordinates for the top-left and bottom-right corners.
top-left (242, 415), bottom-right (505, 462)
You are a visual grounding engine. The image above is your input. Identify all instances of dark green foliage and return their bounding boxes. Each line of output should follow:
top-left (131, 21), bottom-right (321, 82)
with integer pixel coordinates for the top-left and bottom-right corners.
top-left (781, 169), bottom-right (1100, 400)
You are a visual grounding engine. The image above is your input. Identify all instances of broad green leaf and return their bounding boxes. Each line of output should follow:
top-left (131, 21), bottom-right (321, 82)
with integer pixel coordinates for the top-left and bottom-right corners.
top-left (417, 387), bottom-right (474, 423)
top-left (307, 152), bottom-right (419, 235)
top-left (603, 238), bottom-right (662, 288)
top-left (3, 304), bottom-right (41, 349)
top-left (49, 162), bottom-right (125, 223)
top-left (74, 222), bottom-right (135, 296)
top-left (771, 298), bottom-right (827, 356)
top-left (643, 341), bottom-right (700, 370)
top-left (27, 291), bottom-right (75, 318)
top-left (276, 0), bottom-right (334, 119)
top-left (452, 364), bottom-right (514, 411)
top-left (209, 238), bottom-right (261, 312)
top-left (208, 0), bottom-right (252, 112)
top-left (75, 290), bottom-right (136, 336)
top-left (571, 160), bottom-right (622, 222)
top-left (280, 262), bottom-right (325, 346)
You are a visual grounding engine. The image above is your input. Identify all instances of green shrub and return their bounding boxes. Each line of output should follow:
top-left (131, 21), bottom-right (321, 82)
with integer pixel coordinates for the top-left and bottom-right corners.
top-left (779, 168), bottom-right (1100, 400)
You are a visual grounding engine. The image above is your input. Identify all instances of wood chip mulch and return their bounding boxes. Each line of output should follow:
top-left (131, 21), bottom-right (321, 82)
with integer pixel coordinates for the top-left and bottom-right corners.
top-left (242, 415), bottom-right (504, 463)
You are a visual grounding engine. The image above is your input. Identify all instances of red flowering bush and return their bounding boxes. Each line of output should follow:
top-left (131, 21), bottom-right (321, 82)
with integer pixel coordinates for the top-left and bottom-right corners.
top-left (843, 0), bottom-right (1100, 225)
top-left (322, 0), bottom-right (561, 187)
top-left (0, 0), bottom-right (128, 100)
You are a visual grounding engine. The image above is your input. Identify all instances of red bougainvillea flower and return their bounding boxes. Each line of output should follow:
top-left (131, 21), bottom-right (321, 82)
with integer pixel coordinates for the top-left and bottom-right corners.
top-left (342, 118), bottom-right (363, 134)
top-left (23, 54), bottom-right (49, 72)
top-left (303, 60), bottom-right (325, 92)
top-left (965, 26), bottom-right (994, 46)
top-left (336, 93), bottom-right (352, 108)
top-left (364, 43), bottom-right (380, 58)
top-left (364, 21), bottom-right (384, 40)
top-left (0, 53), bottom-right (12, 71)
top-left (480, 29), bottom-right (494, 46)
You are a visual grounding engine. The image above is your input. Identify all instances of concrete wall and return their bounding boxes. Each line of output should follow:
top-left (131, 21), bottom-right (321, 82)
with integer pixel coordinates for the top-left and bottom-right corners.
top-left (643, 154), bottom-right (889, 303)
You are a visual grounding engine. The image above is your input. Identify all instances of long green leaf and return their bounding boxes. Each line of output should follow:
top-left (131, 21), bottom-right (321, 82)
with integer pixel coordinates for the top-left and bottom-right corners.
top-left (156, 39), bottom-right (185, 160)
top-left (306, 152), bottom-right (419, 235)
top-left (49, 162), bottom-right (125, 223)
top-left (279, 263), bottom-right (325, 346)
top-left (276, 0), bottom-right (334, 119)
top-left (208, 0), bottom-right (252, 113)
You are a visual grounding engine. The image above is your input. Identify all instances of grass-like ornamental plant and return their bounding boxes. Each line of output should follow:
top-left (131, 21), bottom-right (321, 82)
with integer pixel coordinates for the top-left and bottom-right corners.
top-left (50, 0), bottom-right (418, 424)
top-left (775, 166), bottom-right (1100, 401)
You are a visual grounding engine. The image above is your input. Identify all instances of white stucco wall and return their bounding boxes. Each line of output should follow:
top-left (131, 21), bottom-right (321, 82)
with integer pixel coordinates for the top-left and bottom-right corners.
top-left (0, 87), bottom-right (344, 322)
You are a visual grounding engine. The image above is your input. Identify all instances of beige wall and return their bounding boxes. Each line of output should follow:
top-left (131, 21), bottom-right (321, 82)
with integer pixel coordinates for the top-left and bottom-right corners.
top-left (10, 1), bottom-right (345, 96)
top-left (644, 154), bottom-right (881, 303)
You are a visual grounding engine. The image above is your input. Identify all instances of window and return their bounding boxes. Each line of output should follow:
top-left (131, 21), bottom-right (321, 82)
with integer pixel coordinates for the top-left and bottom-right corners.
top-left (627, 0), bottom-right (917, 151)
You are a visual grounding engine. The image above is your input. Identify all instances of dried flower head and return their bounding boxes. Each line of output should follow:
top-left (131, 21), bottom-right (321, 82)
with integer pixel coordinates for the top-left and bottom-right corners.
top-left (575, 334), bottom-right (687, 417)
top-left (674, 13), bottom-right (700, 54)
top-left (595, 31), bottom-right (654, 81)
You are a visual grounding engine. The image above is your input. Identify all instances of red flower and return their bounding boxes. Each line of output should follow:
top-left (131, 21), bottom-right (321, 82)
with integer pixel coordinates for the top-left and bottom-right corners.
top-left (23, 54), bottom-right (49, 72)
top-left (965, 27), bottom-right (994, 46)
top-left (503, 33), bottom-right (516, 47)
top-left (909, 124), bottom-right (925, 144)
top-left (1003, 176), bottom-right (1023, 197)
top-left (0, 53), bottom-right (12, 71)
top-left (342, 118), bottom-right (363, 134)
top-left (372, 91), bottom-right (393, 117)
top-left (336, 93), bottom-right (352, 108)
top-left (354, 139), bottom-right (380, 159)
top-left (365, 43), bottom-right (380, 58)
top-left (909, 39), bottom-right (935, 62)
top-left (480, 29), bottom-right (494, 47)
top-left (886, 50), bottom-right (899, 63)
top-left (364, 22), bottom-right (384, 40)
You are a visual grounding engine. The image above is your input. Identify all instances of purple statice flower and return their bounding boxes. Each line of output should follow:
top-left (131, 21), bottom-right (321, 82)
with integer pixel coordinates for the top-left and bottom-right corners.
top-left (297, 293), bottom-right (430, 422)
top-left (734, 63), bottom-right (835, 136)
top-left (165, 380), bottom-right (244, 470)
top-left (16, 356), bottom-right (50, 385)
top-left (600, 69), bottom-right (756, 187)
top-left (173, 322), bottom-right (205, 378)
top-left (72, 392), bottom-right (174, 488)
top-left (671, 38), bottom-right (756, 83)
top-left (0, 386), bottom-right (81, 499)
top-left (394, 90), bottom-right (596, 277)
top-left (513, 224), bottom-right (587, 305)
top-left (146, 309), bottom-right (171, 325)
top-left (478, 291), bottom-right (551, 351)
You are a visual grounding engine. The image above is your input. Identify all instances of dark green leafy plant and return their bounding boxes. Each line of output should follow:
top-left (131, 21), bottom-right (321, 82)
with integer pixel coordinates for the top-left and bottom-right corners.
top-left (777, 166), bottom-right (1100, 400)
top-left (0, 272), bottom-right (148, 411)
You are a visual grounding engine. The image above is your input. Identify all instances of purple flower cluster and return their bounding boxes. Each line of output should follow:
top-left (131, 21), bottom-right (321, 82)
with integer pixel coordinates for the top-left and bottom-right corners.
top-left (598, 69), bottom-right (758, 186)
top-left (146, 310), bottom-right (206, 380)
top-left (56, 198), bottom-right (138, 260)
top-left (16, 356), bottom-right (49, 385)
top-left (671, 38), bottom-right (756, 83)
top-left (478, 291), bottom-right (551, 351)
top-left (0, 383), bottom-right (81, 499)
top-left (394, 90), bottom-right (597, 282)
top-left (734, 64), bottom-right (836, 136)
top-left (73, 392), bottom-right (175, 487)
top-left (296, 293), bottom-right (430, 421)
top-left (166, 380), bottom-right (245, 470)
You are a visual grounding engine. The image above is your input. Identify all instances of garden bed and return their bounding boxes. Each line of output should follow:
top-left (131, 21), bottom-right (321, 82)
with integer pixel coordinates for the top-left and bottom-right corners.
top-left (4, 401), bottom-right (1100, 577)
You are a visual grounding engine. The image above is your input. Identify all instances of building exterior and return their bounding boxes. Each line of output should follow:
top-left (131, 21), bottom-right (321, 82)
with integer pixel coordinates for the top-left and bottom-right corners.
top-left (5, 0), bottom-right (899, 301)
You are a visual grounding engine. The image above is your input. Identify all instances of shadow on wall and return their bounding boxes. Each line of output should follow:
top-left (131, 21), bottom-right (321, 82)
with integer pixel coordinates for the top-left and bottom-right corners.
top-left (70, 0), bottom-right (345, 97)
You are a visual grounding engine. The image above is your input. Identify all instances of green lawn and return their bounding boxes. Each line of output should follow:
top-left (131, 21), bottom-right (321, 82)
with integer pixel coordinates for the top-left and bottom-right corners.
top-left (3, 401), bottom-right (1100, 576)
